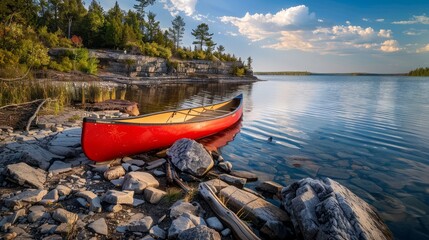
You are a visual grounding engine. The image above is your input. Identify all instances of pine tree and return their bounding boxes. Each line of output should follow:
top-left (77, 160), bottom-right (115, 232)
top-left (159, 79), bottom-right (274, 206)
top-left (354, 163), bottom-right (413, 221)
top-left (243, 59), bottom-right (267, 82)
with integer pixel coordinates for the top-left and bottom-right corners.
top-left (145, 12), bottom-right (160, 42)
top-left (191, 23), bottom-right (215, 50)
top-left (168, 15), bottom-right (186, 50)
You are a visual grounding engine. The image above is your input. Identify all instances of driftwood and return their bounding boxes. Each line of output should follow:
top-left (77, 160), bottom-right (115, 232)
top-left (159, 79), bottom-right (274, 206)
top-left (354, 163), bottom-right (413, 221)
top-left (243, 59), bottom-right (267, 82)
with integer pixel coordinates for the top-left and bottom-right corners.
top-left (0, 99), bottom-right (50, 131)
top-left (165, 160), bottom-right (173, 184)
top-left (86, 99), bottom-right (140, 116)
top-left (199, 182), bottom-right (260, 240)
top-left (171, 166), bottom-right (191, 193)
top-left (25, 98), bottom-right (50, 132)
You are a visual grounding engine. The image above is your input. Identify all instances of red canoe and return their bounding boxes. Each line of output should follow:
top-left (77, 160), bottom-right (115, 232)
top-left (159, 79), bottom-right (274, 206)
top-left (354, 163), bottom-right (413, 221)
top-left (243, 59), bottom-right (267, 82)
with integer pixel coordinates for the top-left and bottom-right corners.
top-left (82, 94), bottom-right (243, 162)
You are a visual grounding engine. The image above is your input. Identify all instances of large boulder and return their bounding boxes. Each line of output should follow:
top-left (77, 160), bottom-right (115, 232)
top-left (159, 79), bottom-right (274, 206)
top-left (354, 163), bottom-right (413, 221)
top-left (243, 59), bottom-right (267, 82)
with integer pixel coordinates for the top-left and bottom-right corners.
top-left (281, 178), bottom-right (393, 240)
top-left (4, 162), bottom-right (46, 189)
top-left (167, 138), bottom-right (214, 177)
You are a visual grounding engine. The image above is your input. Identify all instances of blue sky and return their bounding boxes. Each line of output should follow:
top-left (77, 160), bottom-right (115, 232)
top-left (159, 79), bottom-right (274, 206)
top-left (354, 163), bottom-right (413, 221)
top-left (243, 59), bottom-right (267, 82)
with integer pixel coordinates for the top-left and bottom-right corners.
top-left (99, 0), bottom-right (429, 73)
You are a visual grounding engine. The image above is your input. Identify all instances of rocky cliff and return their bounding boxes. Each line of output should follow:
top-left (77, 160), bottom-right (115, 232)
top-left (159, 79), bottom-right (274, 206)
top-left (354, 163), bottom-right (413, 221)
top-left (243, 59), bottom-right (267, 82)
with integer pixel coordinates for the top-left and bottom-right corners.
top-left (90, 50), bottom-right (247, 77)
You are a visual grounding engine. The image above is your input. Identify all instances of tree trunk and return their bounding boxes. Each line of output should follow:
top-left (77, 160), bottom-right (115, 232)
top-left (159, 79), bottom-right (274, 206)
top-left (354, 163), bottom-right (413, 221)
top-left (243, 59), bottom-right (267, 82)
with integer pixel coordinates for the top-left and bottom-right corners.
top-left (68, 18), bottom-right (72, 39)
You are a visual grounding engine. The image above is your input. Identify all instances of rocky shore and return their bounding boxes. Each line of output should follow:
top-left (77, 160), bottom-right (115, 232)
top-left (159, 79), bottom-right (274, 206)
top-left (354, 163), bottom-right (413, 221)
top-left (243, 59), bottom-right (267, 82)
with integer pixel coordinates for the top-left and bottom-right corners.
top-left (0, 108), bottom-right (392, 240)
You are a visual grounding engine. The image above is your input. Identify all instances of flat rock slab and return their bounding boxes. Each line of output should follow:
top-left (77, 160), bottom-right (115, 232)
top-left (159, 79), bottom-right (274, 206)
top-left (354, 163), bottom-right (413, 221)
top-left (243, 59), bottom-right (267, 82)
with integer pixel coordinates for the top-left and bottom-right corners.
top-left (5, 189), bottom-right (48, 209)
top-left (5, 162), bottom-right (46, 189)
top-left (48, 161), bottom-right (72, 175)
top-left (103, 190), bottom-right (134, 205)
top-left (281, 177), bottom-right (393, 240)
top-left (219, 186), bottom-right (290, 227)
top-left (170, 201), bottom-right (202, 219)
top-left (52, 208), bottom-right (78, 224)
top-left (229, 170), bottom-right (258, 182)
top-left (127, 216), bottom-right (153, 232)
top-left (167, 138), bottom-right (214, 177)
top-left (48, 145), bottom-right (78, 158)
top-left (49, 127), bottom-right (82, 148)
top-left (122, 172), bottom-right (159, 194)
top-left (168, 216), bottom-right (196, 239)
top-left (4, 142), bottom-right (63, 170)
top-left (203, 179), bottom-right (229, 193)
top-left (144, 187), bottom-right (166, 204)
top-left (256, 181), bottom-right (283, 195)
top-left (219, 174), bottom-right (246, 189)
top-left (87, 218), bottom-right (108, 236)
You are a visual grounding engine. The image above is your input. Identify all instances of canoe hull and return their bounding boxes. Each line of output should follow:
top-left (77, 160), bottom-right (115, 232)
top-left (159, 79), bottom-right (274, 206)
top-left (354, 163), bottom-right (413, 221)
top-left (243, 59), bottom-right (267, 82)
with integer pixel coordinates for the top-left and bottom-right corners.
top-left (81, 97), bottom-right (243, 162)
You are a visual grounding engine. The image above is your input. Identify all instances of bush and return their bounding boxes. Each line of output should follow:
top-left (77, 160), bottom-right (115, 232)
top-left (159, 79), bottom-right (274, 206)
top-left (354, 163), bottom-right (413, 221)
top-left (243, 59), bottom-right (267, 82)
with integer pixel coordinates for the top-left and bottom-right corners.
top-left (49, 57), bottom-right (73, 72)
top-left (193, 50), bottom-right (206, 60)
top-left (232, 66), bottom-right (246, 76)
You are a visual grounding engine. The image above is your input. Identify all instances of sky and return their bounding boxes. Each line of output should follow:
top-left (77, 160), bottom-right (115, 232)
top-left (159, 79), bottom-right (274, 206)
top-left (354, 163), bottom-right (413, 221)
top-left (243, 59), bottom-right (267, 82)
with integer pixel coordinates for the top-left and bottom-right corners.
top-left (98, 0), bottom-right (429, 73)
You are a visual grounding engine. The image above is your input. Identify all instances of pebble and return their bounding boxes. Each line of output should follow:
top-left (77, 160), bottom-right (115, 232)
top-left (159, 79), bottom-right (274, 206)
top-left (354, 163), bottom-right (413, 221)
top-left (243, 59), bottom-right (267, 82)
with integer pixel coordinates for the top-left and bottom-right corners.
top-left (149, 225), bottom-right (167, 239)
top-left (221, 228), bottom-right (231, 237)
top-left (206, 216), bottom-right (224, 231)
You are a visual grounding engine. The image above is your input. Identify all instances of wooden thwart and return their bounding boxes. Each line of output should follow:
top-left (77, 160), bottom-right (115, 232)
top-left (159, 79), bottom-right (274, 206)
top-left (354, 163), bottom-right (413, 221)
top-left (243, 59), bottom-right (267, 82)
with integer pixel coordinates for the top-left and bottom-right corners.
top-left (199, 182), bottom-right (261, 240)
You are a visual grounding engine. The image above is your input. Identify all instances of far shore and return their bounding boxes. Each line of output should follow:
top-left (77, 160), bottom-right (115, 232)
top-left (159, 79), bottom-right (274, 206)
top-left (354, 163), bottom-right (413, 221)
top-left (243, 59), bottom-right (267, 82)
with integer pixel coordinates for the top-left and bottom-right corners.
top-left (254, 71), bottom-right (409, 76)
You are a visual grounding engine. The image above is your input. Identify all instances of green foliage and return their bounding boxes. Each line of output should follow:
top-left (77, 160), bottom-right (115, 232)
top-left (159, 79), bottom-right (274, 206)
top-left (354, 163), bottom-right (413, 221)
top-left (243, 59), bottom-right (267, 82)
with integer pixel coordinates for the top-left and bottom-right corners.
top-left (176, 48), bottom-right (194, 60)
top-left (193, 50), bottom-right (207, 60)
top-left (49, 57), bottom-right (73, 72)
top-left (192, 23), bottom-right (215, 50)
top-left (126, 42), bottom-right (172, 59)
top-left (169, 15), bottom-right (186, 49)
top-left (408, 67), bottom-right (429, 76)
top-left (232, 66), bottom-right (246, 76)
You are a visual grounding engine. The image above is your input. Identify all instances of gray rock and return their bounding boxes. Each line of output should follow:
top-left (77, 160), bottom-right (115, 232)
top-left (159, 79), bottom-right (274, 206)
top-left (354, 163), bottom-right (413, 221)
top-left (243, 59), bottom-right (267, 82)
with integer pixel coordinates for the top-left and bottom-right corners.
top-left (9, 209), bottom-right (26, 224)
top-left (256, 181), bottom-right (283, 195)
top-left (90, 164), bottom-right (110, 173)
top-left (29, 205), bottom-right (45, 212)
top-left (260, 220), bottom-right (290, 239)
top-left (130, 165), bottom-right (141, 171)
top-left (178, 225), bottom-right (221, 240)
top-left (170, 201), bottom-right (202, 219)
top-left (76, 198), bottom-right (88, 207)
top-left (153, 170), bottom-right (166, 177)
top-left (122, 172), bottom-right (159, 194)
top-left (75, 191), bottom-right (102, 212)
top-left (281, 178), bottom-right (392, 240)
top-left (127, 159), bottom-right (146, 167)
top-left (168, 216), bottom-right (196, 239)
top-left (52, 208), bottom-right (78, 224)
top-left (5, 162), bottom-right (46, 189)
top-left (106, 204), bottom-right (122, 213)
top-left (133, 198), bottom-right (145, 207)
top-left (48, 161), bottom-right (72, 175)
top-left (4, 142), bottom-right (63, 170)
top-left (182, 213), bottom-right (206, 226)
top-left (206, 217), bottom-right (224, 231)
top-left (144, 187), bottom-right (166, 204)
top-left (128, 216), bottom-right (154, 232)
top-left (219, 174), bottom-right (246, 189)
top-left (229, 170), bottom-right (258, 181)
top-left (55, 185), bottom-right (72, 196)
top-left (221, 228), bottom-right (231, 237)
top-left (87, 218), bottom-right (108, 236)
top-left (110, 177), bottom-right (124, 187)
top-left (104, 166), bottom-right (126, 180)
top-left (122, 163), bottom-right (132, 171)
top-left (41, 189), bottom-right (59, 204)
top-left (28, 211), bottom-right (50, 223)
top-left (218, 161), bottom-right (232, 173)
top-left (102, 190), bottom-right (134, 205)
top-left (167, 138), bottom-right (214, 177)
top-left (40, 223), bottom-right (57, 234)
top-left (48, 145), bottom-right (78, 157)
top-left (55, 223), bottom-right (72, 234)
top-left (49, 127), bottom-right (81, 147)
top-left (5, 189), bottom-right (48, 209)
top-left (150, 225), bottom-right (166, 239)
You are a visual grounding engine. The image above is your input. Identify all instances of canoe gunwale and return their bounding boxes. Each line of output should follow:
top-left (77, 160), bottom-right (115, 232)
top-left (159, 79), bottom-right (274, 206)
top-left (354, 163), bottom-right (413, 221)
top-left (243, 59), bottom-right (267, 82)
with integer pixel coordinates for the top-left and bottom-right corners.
top-left (83, 94), bottom-right (243, 126)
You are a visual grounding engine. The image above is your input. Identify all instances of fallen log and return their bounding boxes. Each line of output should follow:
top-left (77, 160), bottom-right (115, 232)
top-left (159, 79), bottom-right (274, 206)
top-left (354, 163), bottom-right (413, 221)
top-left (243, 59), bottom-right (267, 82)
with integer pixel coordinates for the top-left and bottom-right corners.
top-left (199, 182), bottom-right (260, 240)
top-left (0, 99), bottom-right (50, 131)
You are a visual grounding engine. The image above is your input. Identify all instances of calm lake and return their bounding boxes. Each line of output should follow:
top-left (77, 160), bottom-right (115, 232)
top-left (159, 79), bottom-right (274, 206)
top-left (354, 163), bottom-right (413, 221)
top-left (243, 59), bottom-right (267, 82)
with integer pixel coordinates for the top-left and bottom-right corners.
top-left (124, 75), bottom-right (429, 239)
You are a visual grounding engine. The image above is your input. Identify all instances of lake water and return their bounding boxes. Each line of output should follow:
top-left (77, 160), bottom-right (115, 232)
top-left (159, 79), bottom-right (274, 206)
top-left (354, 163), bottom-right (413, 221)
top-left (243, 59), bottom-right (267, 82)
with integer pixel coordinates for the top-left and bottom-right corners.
top-left (125, 75), bottom-right (429, 239)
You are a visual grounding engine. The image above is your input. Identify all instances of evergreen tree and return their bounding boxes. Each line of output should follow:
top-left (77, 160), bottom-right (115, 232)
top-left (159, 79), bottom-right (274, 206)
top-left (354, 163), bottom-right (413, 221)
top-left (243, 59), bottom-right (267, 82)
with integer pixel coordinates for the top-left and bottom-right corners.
top-left (60, 0), bottom-right (87, 39)
top-left (83, 0), bottom-right (105, 47)
top-left (145, 12), bottom-right (160, 42)
top-left (104, 1), bottom-right (124, 48)
top-left (217, 45), bottom-right (225, 55)
top-left (133, 0), bottom-right (155, 37)
top-left (247, 56), bottom-right (253, 69)
top-left (191, 23), bottom-right (214, 50)
top-left (168, 15), bottom-right (185, 50)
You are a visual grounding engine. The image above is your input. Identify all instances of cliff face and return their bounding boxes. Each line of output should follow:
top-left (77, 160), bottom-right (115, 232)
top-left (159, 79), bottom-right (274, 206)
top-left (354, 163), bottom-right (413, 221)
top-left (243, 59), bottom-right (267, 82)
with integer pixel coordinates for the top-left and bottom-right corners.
top-left (90, 50), bottom-right (246, 77)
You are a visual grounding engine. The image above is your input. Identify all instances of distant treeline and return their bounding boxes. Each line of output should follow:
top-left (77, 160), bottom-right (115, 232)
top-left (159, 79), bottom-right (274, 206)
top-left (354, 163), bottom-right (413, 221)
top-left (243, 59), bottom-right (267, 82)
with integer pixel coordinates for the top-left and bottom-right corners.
top-left (408, 67), bottom-right (429, 76)
top-left (254, 71), bottom-right (311, 75)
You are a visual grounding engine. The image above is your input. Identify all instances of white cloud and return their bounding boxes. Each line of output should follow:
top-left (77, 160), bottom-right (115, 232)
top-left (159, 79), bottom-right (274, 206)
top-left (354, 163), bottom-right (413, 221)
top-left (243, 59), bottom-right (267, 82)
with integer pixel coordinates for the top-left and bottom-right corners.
top-left (378, 29), bottom-right (392, 38)
top-left (226, 31), bottom-right (238, 37)
top-left (161, 0), bottom-right (197, 16)
top-left (393, 15), bottom-right (429, 24)
top-left (403, 29), bottom-right (427, 36)
top-left (318, 19), bottom-right (324, 23)
top-left (380, 40), bottom-right (401, 52)
top-left (220, 5), bottom-right (316, 41)
top-left (362, 18), bottom-right (369, 22)
top-left (376, 19), bottom-right (385, 22)
top-left (417, 44), bottom-right (429, 53)
top-left (221, 5), bottom-right (398, 54)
